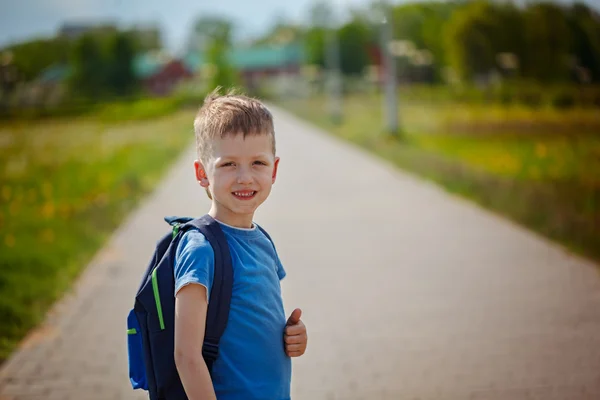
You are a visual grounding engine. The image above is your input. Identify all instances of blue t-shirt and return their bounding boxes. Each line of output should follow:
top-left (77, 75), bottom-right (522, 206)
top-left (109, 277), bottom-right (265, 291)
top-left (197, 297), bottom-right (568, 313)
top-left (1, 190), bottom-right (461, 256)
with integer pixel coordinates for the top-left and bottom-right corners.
top-left (174, 221), bottom-right (291, 400)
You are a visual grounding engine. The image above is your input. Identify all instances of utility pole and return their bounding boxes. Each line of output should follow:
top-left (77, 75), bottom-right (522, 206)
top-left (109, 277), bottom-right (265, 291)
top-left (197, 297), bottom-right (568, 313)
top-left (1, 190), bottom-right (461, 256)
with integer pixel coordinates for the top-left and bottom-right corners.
top-left (380, 0), bottom-right (399, 136)
top-left (325, 2), bottom-right (342, 125)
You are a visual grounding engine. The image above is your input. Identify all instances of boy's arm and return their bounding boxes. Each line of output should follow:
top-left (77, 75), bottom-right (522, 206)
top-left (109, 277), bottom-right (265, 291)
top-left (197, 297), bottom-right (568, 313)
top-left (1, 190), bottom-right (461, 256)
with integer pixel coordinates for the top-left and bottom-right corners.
top-left (174, 284), bottom-right (216, 400)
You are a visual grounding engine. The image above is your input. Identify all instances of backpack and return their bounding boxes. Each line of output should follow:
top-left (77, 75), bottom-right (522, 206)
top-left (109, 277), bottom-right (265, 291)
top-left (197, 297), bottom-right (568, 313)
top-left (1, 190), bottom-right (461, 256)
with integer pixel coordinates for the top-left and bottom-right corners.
top-left (126, 214), bottom-right (234, 400)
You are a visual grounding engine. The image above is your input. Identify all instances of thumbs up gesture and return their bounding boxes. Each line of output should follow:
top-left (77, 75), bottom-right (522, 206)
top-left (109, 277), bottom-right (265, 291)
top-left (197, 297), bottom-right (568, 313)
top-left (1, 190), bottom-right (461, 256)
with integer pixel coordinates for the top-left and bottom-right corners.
top-left (284, 308), bottom-right (307, 357)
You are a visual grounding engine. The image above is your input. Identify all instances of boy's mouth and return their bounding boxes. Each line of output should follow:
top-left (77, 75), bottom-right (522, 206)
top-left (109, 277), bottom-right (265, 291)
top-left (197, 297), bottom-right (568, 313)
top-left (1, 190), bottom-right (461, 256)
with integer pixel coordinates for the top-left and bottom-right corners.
top-left (232, 191), bottom-right (256, 200)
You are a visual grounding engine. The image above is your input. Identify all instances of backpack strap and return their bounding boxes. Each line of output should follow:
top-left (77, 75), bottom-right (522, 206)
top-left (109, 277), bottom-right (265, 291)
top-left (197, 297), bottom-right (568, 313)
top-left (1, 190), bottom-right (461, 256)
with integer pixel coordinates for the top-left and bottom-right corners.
top-left (181, 215), bottom-right (233, 374)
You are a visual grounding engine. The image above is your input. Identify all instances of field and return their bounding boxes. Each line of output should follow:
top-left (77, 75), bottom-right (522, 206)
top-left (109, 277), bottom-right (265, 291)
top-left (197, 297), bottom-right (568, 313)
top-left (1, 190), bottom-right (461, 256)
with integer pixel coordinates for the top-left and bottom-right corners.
top-left (0, 107), bottom-right (197, 362)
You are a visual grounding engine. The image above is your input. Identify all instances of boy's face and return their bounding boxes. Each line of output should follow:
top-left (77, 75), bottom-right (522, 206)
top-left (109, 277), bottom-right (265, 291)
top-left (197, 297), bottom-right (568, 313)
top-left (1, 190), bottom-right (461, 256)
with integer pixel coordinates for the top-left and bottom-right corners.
top-left (194, 132), bottom-right (279, 228)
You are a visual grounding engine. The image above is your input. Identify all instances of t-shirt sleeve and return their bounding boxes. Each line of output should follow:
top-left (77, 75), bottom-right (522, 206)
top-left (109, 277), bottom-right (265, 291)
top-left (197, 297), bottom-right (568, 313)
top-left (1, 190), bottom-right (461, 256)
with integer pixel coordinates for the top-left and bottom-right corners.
top-left (174, 230), bottom-right (215, 302)
top-left (258, 225), bottom-right (287, 281)
top-left (275, 253), bottom-right (286, 281)
top-left (268, 235), bottom-right (286, 280)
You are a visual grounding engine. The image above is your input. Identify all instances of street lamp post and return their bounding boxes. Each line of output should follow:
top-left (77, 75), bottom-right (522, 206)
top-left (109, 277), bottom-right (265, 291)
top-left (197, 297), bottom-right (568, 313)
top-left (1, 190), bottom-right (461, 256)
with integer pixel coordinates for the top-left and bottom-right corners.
top-left (325, 4), bottom-right (343, 125)
top-left (380, 1), bottom-right (399, 136)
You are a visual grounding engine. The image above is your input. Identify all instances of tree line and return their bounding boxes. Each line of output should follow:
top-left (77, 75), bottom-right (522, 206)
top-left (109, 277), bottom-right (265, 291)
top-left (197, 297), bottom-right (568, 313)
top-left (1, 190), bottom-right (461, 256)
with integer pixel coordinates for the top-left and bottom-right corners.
top-left (1, 28), bottom-right (159, 100)
top-left (3, 0), bottom-right (599, 99)
top-left (290, 0), bottom-right (600, 85)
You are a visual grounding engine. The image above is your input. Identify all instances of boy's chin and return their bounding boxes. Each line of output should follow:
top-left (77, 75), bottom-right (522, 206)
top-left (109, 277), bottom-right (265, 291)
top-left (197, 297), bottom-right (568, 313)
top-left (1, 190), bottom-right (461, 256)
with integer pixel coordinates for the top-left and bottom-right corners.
top-left (222, 198), bottom-right (261, 213)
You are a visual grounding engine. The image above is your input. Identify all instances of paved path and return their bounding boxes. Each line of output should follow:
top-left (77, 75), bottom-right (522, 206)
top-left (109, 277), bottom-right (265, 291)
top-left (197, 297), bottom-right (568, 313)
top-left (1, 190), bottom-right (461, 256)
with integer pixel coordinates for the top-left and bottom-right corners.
top-left (1, 106), bottom-right (600, 400)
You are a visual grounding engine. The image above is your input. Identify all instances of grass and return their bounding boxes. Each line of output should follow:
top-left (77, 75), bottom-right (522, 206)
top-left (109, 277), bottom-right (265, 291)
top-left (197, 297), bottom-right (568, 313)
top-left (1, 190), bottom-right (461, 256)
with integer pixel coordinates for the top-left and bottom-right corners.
top-left (1, 91), bottom-right (204, 123)
top-left (0, 107), bottom-right (198, 362)
top-left (278, 92), bottom-right (600, 261)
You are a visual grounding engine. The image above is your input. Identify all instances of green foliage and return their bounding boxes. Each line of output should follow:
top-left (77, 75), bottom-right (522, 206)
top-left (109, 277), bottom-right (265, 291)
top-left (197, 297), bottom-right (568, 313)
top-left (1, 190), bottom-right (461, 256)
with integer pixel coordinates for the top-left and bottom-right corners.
top-left (437, 0), bottom-right (600, 83)
top-left (304, 27), bottom-right (326, 67)
top-left (106, 32), bottom-right (139, 95)
top-left (4, 37), bottom-right (72, 81)
top-left (68, 34), bottom-right (107, 98)
top-left (251, 17), bottom-right (306, 46)
top-left (300, 0), bottom-right (600, 84)
top-left (128, 27), bottom-right (163, 52)
top-left (0, 108), bottom-right (199, 362)
top-left (444, 1), bottom-right (511, 81)
top-left (522, 2), bottom-right (572, 82)
top-left (206, 37), bottom-right (240, 91)
top-left (392, 3), bottom-right (430, 49)
top-left (2, 91), bottom-right (206, 122)
top-left (68, 32), bottom-right (139, 99)
top-left (567, 3), bottom-right (600, 82)
top-left (339, 21), bottom-right (371, 75)
top-left (187, 15), bottom-right (233, 53)
top-left (418, 2), bottom-right (458, 80)
top-left (185, 15), bottom-right (239, 91)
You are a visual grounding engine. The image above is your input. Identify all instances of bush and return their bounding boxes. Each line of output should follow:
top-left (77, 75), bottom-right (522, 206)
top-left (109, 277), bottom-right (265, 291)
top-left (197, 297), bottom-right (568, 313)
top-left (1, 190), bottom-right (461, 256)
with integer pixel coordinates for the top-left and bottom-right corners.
top-left (551, 90), bottom-right (576, 109)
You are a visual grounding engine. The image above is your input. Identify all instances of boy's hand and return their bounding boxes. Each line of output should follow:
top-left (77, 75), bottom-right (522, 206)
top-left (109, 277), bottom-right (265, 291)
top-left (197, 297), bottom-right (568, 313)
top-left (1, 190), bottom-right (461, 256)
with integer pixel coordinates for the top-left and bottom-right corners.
top-left (284, 308), bottom-right (307, 357)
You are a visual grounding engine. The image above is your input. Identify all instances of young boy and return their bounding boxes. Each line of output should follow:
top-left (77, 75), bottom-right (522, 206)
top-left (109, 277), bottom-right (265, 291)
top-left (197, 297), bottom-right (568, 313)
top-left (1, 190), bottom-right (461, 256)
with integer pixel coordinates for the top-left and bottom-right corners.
top-left (173, 88), bottom-right (307, 400)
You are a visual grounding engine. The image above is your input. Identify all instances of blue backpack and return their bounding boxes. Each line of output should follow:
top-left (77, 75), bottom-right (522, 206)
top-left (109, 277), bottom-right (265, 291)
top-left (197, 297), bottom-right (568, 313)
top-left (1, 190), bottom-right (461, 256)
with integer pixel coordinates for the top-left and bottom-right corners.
top-left (126, 214), bottom-right (233, 400)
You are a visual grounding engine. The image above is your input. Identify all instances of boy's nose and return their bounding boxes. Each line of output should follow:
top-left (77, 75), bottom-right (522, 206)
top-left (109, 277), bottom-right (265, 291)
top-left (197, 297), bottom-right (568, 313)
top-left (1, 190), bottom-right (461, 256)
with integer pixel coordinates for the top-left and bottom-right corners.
top-left (236, 169), bottom-right (253, 184)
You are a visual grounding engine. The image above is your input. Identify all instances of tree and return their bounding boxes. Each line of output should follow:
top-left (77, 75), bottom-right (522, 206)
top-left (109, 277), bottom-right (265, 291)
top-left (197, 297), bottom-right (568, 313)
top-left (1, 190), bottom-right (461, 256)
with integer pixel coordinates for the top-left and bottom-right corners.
top-left (522, 2), bottom-right (571, 83)
top-left (128, 26), bottom-right (162, 52)
top-left (68, 34), bottom-right (107, 98)
top-left (420, 1), bottom-right (469, 81)
top-left (303, 1), bottom-right (333, 68)
top-left (444, 1), bottom-right (500, 82)
top-left (338, 20), bottom-right (371, 76)
top-left (443, 1), bottom-right (525, 82)
top-left (392, 3), bottom-right (429, 49)
top-left (206, 38), bottom-right (238, 91)
top-left (566, 3), bottom-right (600, 82)
top-left (304, 27), bottom-right (326, 67)
top-left (187, 15), bottom-right (233, 53)
top-left (106, 32), bottom-right (138, 96)
top-left (5, 37), bottom-right (71, 81)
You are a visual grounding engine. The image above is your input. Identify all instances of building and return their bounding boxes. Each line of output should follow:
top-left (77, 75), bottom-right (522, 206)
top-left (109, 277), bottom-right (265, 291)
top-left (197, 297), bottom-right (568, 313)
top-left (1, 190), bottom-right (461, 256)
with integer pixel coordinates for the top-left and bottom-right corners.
top-left (134, 52), bottom-right (193, 96)
top-left (183, 43), bottom-right (306, 95)
top-left (230, 43), bottom-right (304, 89)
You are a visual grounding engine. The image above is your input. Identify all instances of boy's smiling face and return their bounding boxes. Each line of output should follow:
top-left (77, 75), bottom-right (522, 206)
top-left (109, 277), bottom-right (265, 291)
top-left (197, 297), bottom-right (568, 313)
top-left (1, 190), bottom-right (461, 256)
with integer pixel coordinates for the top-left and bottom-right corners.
top-left (194, 132), bottom-right (279, 228)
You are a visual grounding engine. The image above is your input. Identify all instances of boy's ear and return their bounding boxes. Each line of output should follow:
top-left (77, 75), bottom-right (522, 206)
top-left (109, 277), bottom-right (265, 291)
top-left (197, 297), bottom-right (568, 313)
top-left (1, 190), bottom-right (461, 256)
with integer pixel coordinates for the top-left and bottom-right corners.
top-left (272, 157), bottom-right (280, 184)
top-left (194, 160), bottom-right (210, 188)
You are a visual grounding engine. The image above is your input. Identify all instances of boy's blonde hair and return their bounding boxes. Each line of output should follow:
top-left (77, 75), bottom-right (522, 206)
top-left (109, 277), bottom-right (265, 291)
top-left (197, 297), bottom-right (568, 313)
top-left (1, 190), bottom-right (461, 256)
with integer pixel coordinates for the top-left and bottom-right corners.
top-left (193, 87), bottom-right (276, 164)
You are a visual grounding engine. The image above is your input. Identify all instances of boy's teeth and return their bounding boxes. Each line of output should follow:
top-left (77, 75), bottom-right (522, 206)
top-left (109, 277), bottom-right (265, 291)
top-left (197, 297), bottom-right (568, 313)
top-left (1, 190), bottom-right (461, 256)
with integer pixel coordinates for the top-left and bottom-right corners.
top-left (235, 191), bottom-right (254, 197)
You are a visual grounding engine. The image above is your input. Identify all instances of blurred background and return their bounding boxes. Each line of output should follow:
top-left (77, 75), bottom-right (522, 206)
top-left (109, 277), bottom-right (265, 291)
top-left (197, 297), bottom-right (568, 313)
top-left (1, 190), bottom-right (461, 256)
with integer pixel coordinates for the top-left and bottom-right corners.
top-left (0, 0), bottom-right (599, 374)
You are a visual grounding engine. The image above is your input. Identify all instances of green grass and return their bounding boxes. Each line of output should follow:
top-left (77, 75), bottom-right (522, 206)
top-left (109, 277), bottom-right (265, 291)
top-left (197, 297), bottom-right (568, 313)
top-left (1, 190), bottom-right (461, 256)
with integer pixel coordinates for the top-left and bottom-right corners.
top-left (278, 93), bottom-right (600, 261)
top-left (1, 92), bottom-right (204, 122)
top-left (0, 108), bottom-right (198, 362)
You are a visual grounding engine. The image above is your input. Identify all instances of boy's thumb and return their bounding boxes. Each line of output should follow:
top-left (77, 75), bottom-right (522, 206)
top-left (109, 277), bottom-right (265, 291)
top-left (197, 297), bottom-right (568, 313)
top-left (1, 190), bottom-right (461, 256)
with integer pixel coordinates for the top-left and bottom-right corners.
top-left (286, 308), bottom-right (302, 326)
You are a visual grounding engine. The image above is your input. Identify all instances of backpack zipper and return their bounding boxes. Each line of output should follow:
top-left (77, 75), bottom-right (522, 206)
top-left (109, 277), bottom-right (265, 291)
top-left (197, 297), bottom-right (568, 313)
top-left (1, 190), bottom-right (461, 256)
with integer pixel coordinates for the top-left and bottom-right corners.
top-left (151, 268), bottom-right (165, 330)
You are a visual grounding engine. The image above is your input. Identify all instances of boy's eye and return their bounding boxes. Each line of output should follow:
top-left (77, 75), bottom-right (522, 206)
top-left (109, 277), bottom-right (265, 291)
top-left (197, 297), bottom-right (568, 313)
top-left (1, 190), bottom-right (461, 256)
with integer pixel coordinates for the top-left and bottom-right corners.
top-left (253, 161), bottom-right (267, 166)
top-left (221, 162), bottom-right (235, 167)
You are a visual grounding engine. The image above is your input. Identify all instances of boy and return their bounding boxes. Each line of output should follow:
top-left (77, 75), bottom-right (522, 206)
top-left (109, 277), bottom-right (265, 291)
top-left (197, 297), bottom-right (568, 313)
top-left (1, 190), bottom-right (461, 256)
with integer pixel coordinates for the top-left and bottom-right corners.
top-left (173, 88), bottom-right (308, 400)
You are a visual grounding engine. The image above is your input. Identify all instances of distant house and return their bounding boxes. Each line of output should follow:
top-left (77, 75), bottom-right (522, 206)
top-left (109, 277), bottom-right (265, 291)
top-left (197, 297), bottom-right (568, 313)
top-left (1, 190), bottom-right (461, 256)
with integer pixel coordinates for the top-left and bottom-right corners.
top-left (183, 43), bottom-right (305, 94)
top-left (32, 51), bottom-right (194, 98)
top-left (134, 52), bottom-right (193, 96)
top-left (230, 43), bottom-right (304, 89)
top-left (30, 42), bottom-right (305, 99)
top-left (38, 64), bottom-right (70, 84)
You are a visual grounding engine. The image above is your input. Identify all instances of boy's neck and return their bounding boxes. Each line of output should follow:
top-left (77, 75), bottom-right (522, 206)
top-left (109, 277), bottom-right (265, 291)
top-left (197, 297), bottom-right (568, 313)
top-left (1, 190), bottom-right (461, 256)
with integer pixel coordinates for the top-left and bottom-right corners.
top-left (208, 206), bottom-right (254, 229)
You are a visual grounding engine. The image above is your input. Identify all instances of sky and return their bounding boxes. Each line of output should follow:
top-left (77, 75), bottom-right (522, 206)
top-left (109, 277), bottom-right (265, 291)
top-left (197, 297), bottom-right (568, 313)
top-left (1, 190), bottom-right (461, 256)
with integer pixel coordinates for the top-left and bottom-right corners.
top-left (0, 0), bottom-right (364, 54)
top-left (1, 0), bottom-right (599, 54)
